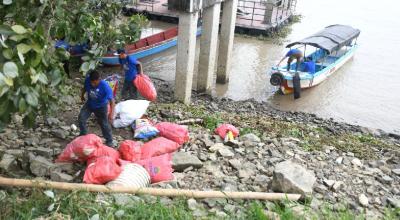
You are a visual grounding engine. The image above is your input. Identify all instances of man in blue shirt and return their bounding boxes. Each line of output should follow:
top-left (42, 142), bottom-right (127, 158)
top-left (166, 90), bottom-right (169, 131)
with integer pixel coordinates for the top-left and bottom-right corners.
top-left (78, 70), bottom-right (115, 147)
top-left (302, 57), bottom-right (316, 74)
top-left (277, 48), bottom-right (304, 72)
top-left (116, 49), bottom-right (143, 100)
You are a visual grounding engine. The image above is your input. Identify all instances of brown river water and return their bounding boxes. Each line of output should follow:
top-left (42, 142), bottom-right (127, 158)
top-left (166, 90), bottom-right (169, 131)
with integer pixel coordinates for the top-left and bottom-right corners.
top-left (139, 0), bottom-right (400, 133)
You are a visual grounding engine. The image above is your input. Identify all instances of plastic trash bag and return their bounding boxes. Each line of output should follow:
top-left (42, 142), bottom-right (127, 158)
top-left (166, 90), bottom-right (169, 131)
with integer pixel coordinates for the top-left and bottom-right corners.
top-left (215, 124), bottom-right (239, 139)
top-left (133, 119), bottom-right (159, 139)
top-left (136, 154), bottom-right (173, 183)
top-left (118, 140), bottom-right (142, 162)
top-left (56, 134), bottom-right (103, 163)
top-left (87, 145), bottom-right (120, 165)
top-left (155, 122), bottom-right (189, 145)
top-left (112, 100), bottom-right (150, 128)
top-left (140, 137), bottom-right (180, 159)
top-left (134, 74), bottom-right (157, 102)
top-left (83, 156), bottom-right (122, 184)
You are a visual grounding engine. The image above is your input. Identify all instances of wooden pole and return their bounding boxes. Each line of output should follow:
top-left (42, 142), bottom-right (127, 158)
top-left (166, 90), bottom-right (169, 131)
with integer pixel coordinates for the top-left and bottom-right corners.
top-left (0, 176), bottom-right (301, 201)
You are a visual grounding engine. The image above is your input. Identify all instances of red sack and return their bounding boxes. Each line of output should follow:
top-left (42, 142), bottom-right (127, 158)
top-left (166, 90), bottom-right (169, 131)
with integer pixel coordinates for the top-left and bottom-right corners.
top-left (119, 140), bottom-right (142, 162)
top-left (140, 137), bottom-right (180, 159)
top-left (56, 134), bottom-right (103, 163)
top-left (83, 156), bottom-right (122, 184)
top-left (134, 74), bottom-right (157, 102)
top-left (136, 154), bottom-right (173, 183)
top-left (155, 122), bottom-right (189, 145)
top-left (87, 145), bottom-right (120, 165)
top-left (215, 124), bottom-right (239, 139)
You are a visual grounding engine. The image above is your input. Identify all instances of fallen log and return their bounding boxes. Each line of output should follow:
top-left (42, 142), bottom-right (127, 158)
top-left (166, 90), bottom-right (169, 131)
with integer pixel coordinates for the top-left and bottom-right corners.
top-left (176, 119), bottom-right (203, 125)
top-left (0, 176), bottom-right (301, 201)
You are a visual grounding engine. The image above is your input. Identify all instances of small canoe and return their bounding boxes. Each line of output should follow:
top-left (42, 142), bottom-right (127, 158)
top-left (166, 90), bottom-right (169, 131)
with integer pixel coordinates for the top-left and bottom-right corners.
top-left (269, 24), bottom-right (361, 98)
top-left (101, 27), bottom-right (201, 66)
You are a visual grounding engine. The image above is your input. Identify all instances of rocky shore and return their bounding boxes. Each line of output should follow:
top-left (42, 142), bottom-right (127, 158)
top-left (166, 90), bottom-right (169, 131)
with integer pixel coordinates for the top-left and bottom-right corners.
top-left (1, 75), bottom-right (399, 219)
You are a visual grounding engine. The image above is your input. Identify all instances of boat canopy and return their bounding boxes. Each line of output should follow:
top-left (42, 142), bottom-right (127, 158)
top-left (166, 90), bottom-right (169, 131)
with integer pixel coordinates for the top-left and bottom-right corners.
top-left (286, 24), bottom-right (360, 54)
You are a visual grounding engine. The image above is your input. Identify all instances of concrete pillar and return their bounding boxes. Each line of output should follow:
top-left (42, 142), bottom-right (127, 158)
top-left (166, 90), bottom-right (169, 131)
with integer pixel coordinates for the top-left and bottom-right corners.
top-left (217, 0), bottom-right (238, 84)
top-left (197, 3), bottom-right (221, 93)
top-left (174, 12), bottom-right (199, 104)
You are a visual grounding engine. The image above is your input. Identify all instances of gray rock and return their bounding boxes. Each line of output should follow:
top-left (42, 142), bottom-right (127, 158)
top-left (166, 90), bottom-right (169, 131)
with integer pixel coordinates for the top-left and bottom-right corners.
top-left (215, 211), bottom-right (228, 218)
top-left (351, 158), bottom-right (362, 167)
top-left (387, 198), bottom-right (400, 208)
top-left (187, 198), bottom-right (198, 211)
top-left (335, 157), bottom-right (343, 164)
top-left (113, 194), bottom-right (140, 205)
top-left (52, 129), bottom-right (68, 139)
top-left (27, 147), bottom-right (56, 158)
top-left (172, 152), bottom-right (203, 172)
top-left (0, 154), bottom-right (18, 173)
top-left (323, 179), bottom-right (335, 188)
top-left (271, 160), bottom-right (316, 195)
top-left (52, 163), bottom-right (76, 175)
top-left (228, 159), bottom-right (242, 170)
top-left (218, 148), bottom-right (234, 158)
top-left (30, 156), bottom-right (55, 177)
top-left (224, 204), bottom-right (236, 213)
top-left (50, 171), bottom-right (73, 182)
top-left (332, 181), bottom-right (344, 192)
top-left (392, 169), bottom-right (400, 176)
top-left (358, 194), bottom-right (369, 207)
top-left (46, 117), bottom-right (60, 126)
top-left (115, 210), bottom-right (125, 218)
top-left (379, 175), bottom-right (393, 184)
top-left (209, 143), bottom-right (225, 152)
top-left (263, 211), bottom-right (280, 220)
top-left (24, 137), bottom-right (40, 146)
top-left (240, 133), bottom-right (261, 143)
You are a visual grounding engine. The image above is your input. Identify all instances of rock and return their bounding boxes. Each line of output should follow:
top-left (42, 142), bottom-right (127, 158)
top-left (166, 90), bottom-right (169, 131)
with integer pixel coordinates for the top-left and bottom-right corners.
top-left (52, 163), bottom-right (76, 175)
top-left (335, 157), bottom-right (343, 164)
top-left (224, 204), bottom-right (236, 213)
top-left (392, 169), bottom-right (400, 176)
top-left (24, 137), bottom-right (40, 146)
top-left (240, 133), bottom-right (261, 143)
top-left (351, 158), bottom-right (362, 167)
top-left (0, 154), bottom-right (19, 173)
top-left (52, 129), bottom-right (68, 139)
top-left (28, 147), bottom-right (56, 158)
top-left (209, 143), bottom-right (225, 152)
top-left (30, 156), bottom-right (55, 177)
top-left (115, 210), bottom-right (125, 218)
top-left (271, 160), bottom-right (316, 195)
top-left (172, 152), bottom-right (203, 172)
top-left (378, 175), bottom-right (393, 184)
top-left (187, 198), bottom-right (198, 211)
top-left (358, 194), bottom-right (369, 207)
top-left (113, 194), bottom-right (140, 205)
top-left (323, 179), bottom-right (335, 188)
top-left (50, 171), bottom-right (73, 182)
top-left (215, 211), bottom-right (228, 218)
top-left (218, 148), bottom-right (234, 158)
top-left (46, 117), bottom-right (60, 126)
top-left (228, 159), bottom-right (242, 170)
top-left (71, 124), bottom-right (78, 131)
top-left (225, 139), bottom-right (240, 148)
top-left (387, 198), bottom-right (400, 208)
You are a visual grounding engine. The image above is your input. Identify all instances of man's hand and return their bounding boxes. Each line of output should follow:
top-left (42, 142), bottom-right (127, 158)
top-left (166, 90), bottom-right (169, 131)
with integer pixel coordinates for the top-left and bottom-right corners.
top-left (81, 94), bottom-right (85, 103)
top-left (108, 113), bottom-right (113, 124)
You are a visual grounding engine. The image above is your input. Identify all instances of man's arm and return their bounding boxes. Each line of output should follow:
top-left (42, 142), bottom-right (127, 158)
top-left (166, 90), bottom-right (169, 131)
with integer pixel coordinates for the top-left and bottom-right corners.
top-left (277, 56), bottom-right (286, 66)
top-left (81, 87), bottom-right (86, 103)
top-left (136, 61), bottom-right (143, 74)
top-left (108, 99), bottom-right (115, 122)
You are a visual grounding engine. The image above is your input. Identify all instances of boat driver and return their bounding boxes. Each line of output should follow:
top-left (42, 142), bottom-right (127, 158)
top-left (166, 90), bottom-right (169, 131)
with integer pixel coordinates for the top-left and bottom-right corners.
top-left (277, 48), bottom-right (304, 72)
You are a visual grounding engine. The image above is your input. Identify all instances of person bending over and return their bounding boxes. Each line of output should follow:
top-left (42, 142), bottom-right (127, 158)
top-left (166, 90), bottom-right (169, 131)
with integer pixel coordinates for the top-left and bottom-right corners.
top-left (277, 48), bottom-right (304, 72)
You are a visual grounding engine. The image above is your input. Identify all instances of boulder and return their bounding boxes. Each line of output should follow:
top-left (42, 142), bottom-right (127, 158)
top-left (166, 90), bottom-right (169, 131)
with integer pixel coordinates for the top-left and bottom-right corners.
top-left (271, 160), bottom-right (316, 195)
top-left (50, 171), bottom-right (73, 182)
top-left (218, 148), bottom-right (234, 158)
top-left (30, 156), bottom-right (55, 177)
top-left (240, 133), bottom-right (261, 143)
top-left (172, 152), bottom-right (203, 172)
top-left (0, 154), bottom-right (19, 173)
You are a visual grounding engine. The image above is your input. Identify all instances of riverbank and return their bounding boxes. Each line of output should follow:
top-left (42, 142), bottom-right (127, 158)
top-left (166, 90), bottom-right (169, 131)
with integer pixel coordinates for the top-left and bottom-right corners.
top-left (0, 74), bottom-right (399, 219)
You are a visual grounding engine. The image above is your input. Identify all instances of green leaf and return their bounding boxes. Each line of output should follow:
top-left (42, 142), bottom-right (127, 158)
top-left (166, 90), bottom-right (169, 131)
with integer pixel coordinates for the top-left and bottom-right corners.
top-left (80, 62), bottom-right (90, 72)
top-left (3, 77), bottom-right (13, 86)
top-left (0, 25), bottom-right (13, 35)
top-left (11, 25), bottom-right (27, 34)
top-left (9, 34), bottom-right (27, 42)
top-left (50, 69), bottom-right (61, 87)
top-left (0, 86), bottom-right (9, 97)
top-left (18, 98), bottom-right (27, 113)
top-left (17, 43), bottom-right (31, 54)
top-left (2, 49), bottom-right (13, 59)
top-left (38, 73), bottom-right (48, 84)
top-left (3, 62), bottom-right (18, 78)
top-left (2, 0), bottom-right (12, 6)
top-left (17, 51), bottom-right (25, 65)
top-left (26, 92), bottom-right (38, 107)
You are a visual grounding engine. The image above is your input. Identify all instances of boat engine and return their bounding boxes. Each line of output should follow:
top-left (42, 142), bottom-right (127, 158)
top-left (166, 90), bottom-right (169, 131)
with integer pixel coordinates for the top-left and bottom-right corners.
top-left (270, 72), bottom-right (284, 86)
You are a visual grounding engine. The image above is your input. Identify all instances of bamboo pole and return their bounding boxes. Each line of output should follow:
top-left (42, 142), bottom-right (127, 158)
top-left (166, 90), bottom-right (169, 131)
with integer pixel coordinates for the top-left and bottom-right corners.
top-left (0, 176), bottom-right (301, 201)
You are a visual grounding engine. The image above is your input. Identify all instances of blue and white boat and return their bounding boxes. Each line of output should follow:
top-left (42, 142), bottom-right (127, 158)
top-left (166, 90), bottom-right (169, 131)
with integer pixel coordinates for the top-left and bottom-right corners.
top-left (270, 24), bottom-right (361, 98)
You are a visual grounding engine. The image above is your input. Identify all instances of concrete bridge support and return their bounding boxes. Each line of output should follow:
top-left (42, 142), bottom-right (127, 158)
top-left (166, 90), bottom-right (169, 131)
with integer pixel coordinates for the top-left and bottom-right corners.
top-left (197, 2), bottom-right (221, 93)
top-left (217, 0), bottom-right (238, 83)
top-left (174, 11), bottom-right (199, 104)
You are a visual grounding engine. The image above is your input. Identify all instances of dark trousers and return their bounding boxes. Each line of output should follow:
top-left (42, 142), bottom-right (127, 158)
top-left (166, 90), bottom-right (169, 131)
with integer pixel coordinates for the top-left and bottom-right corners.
top-left (78, 103), bottom-right (113, 147)
top-left (121, 79), bottom-right (138, 100)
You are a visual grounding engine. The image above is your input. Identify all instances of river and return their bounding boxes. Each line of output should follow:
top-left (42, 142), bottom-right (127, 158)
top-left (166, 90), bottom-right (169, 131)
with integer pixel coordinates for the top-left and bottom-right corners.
top-left (139, 0), bottom-right (400, 134)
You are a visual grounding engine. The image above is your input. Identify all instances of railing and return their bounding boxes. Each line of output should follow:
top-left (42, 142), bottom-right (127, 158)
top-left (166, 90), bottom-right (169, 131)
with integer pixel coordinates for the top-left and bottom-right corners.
top-left (236, 0), bottom-right (267, 27)
top-left (131, 0), bottom-right (155, 12)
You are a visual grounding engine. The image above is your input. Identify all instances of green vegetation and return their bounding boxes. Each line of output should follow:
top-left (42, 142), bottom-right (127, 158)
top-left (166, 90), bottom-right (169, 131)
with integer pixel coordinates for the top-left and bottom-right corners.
top-left (1, 189), bottom-right (398, 220)
top-left (0, 0), bottom-right (148, 129)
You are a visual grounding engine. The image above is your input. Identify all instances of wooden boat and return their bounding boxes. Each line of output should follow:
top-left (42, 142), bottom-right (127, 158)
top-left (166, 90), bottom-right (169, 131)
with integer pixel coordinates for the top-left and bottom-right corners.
top-left (101, 27), bottom-right (201, 66)
top-left (269, 24), bottom-right (361, 98)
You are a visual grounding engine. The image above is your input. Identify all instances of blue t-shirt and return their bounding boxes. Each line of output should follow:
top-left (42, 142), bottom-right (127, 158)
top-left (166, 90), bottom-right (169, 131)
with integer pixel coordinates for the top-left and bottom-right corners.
top-left (303, 61), bottom-right (316, 74)
top-left (120, 55), bottom-right (139, 81)
top-left (84, 78), bottom-right (113, 110)
top-left (286, 49), bottom-right (302, 57)
top-left (55, 40), bottom-right (70, 50)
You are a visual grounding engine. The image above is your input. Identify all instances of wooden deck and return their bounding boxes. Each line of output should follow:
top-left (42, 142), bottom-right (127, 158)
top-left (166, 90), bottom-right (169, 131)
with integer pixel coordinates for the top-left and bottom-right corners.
top-left (126, 0), bottom-right (294, 35)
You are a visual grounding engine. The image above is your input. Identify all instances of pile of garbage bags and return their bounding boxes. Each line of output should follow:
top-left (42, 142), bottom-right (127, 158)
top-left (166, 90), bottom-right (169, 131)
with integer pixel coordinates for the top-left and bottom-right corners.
top-left (55, 121), bottom-right (189, 187)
